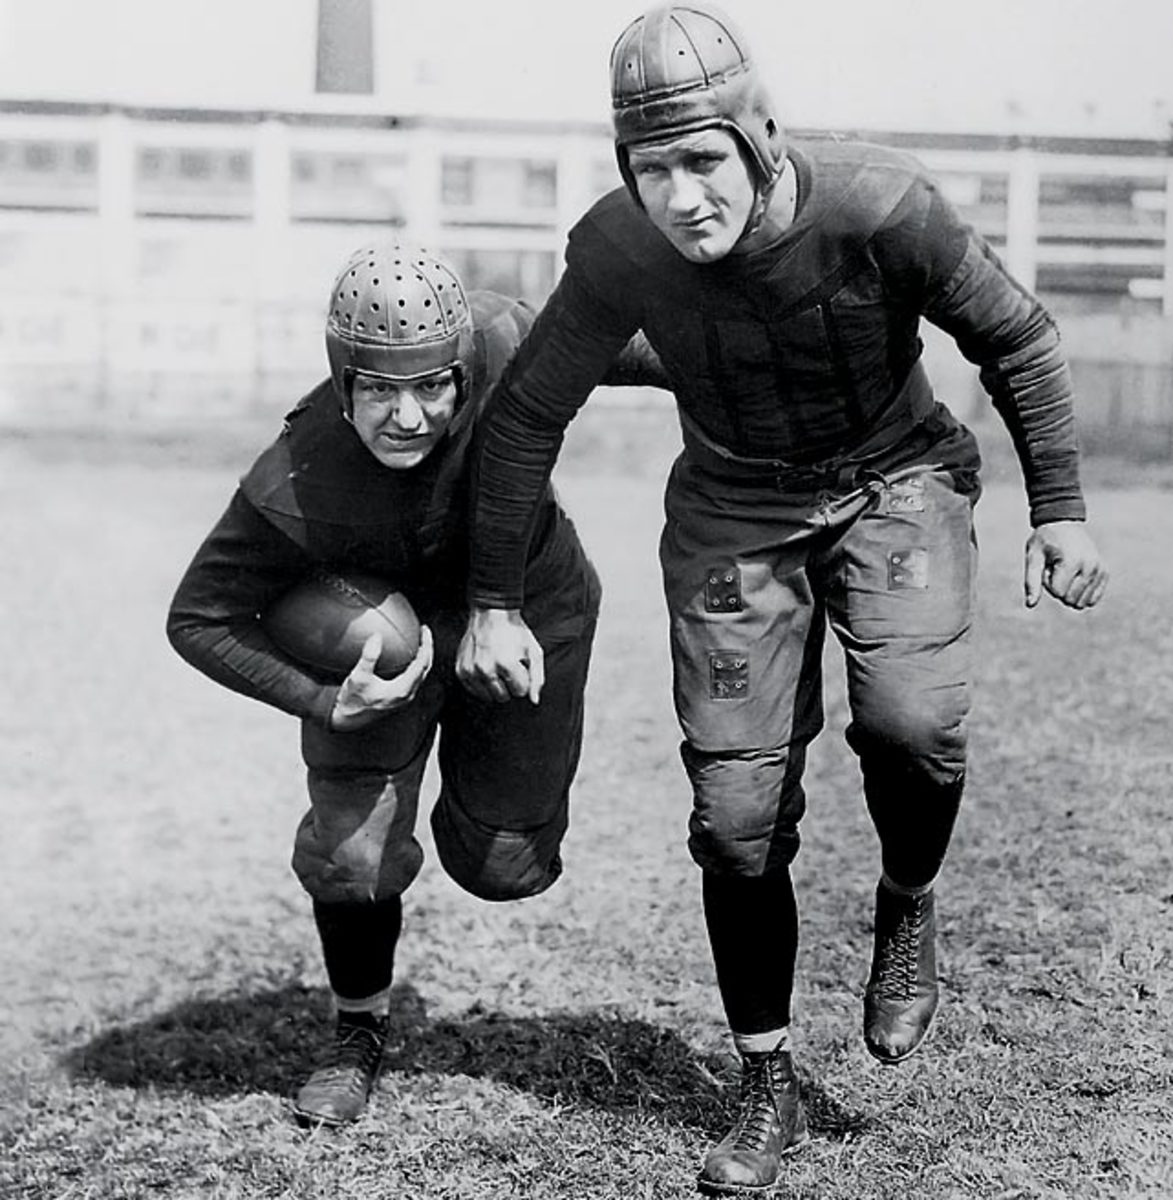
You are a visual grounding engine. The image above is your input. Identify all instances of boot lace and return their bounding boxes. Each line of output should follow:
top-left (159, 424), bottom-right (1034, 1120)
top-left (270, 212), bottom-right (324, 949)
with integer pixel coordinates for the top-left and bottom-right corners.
top-left (727, 1054), bottom-right (787, 1151)
top-left (314, 1019), bottom-right (386, 1093)
top-left (874, 893), bottom-right (926, 1002)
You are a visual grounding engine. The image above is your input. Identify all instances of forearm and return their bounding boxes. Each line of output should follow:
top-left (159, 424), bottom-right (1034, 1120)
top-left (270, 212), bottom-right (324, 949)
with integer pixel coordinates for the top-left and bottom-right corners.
top-left (924, 234), bottom-right (1085, 525)
top-left (470, 272), bottom-right (635, 607)
top-left (166, 491), bottom-right (339, 724)
top-left (979, 324), bottom-right (1085, 525)
top-left (167, 610), bottom-right (338, 724)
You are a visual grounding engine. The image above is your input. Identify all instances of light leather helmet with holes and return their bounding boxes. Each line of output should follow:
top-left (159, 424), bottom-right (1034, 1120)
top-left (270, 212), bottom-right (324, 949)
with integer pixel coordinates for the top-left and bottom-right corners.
top-left (325, 242), bottom-right (474, 412)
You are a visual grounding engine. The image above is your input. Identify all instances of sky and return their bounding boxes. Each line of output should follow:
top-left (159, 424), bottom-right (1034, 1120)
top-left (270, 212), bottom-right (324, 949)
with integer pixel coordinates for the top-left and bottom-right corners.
top-left (1, 0), bottom-right (1171, 137)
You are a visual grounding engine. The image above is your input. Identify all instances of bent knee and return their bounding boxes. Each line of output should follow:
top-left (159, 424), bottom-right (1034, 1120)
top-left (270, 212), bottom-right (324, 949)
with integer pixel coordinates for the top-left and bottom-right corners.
top-left (851, 690), bottom-right (968, 770)
top-left (292, 838), bottom-right (423, 904)
top-left (684, 744), bottom-right (805, 876)
top-left (431, 794), bottom-right (566, 902)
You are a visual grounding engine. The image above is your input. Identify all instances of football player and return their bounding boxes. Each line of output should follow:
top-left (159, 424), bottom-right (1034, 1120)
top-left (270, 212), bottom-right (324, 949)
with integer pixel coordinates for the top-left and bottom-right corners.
top-left (458, 3), bottom-right (1109, 1192)
top-left (167, 241), bottom-right (665, 1126)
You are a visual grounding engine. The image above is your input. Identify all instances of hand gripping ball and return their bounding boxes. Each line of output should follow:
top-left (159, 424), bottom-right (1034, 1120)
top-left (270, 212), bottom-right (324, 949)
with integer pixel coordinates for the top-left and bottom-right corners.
top-left (262, 571), bottom-right (421, 680)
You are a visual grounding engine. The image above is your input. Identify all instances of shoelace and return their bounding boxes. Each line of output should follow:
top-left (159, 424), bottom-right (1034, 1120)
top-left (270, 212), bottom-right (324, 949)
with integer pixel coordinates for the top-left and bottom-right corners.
top-left (315, 1022), bottom-right (385, 1091)
top-left (874, 895), bottom-right (926, 1001)
top-left (727, 1057), bottom-right (788, 1151)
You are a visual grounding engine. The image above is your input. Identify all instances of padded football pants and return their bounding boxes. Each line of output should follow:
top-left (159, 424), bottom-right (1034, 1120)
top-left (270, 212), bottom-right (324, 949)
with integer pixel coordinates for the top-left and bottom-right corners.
top-left (292, 587), bottom-right (599, 906)
top-left (660, 456), bottom-right (976, 885)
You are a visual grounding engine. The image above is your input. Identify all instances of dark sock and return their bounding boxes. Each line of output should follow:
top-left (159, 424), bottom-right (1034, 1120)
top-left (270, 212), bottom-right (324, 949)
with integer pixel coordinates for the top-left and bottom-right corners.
top-left (312, 895), bottom-right (403, 1003)
top-left (702, 870), bottom-right (798, 1034)
top-left (860, 760), bottom-right (965, 889)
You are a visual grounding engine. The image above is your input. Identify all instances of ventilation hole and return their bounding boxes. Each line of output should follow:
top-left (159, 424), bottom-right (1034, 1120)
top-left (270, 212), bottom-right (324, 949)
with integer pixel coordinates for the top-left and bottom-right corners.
top-left (678, 48), bottom-right (685, 55)
top-left (350, 269), bottom-right (357, 277)
top-left (417, 323), bottom-right (427, 332)
top-left (356, 321), bottom-right (366, 331)
top-left (396, 274), bottom-right (403, 281)
top-left (351, 290), bottom-right (358, 298)
top-left (378, 324), bottom-right (386, 332)
top-left (435, 318), bottom-right (443, 327)
top-left (766, 119), bottom-right (777, 136)
top-left (423, 298), bottom-right (432, 308)
top-left (398, 299), bottom-right (406, 307)
top-left (399, 319), bottom-right (408, 328)
top-left (372, 278), bottom-right (380, 286)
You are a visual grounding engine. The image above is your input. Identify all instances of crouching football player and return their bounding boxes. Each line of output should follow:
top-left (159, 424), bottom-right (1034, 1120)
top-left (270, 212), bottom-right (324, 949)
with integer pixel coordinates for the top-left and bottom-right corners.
top-left (167, 241), bottom-right (665, 1126)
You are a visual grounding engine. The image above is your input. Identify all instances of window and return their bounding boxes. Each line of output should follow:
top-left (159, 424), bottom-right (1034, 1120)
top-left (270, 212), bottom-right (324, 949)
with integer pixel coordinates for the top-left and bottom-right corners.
top-left (440, 156), bottom-right (559, 225)
top-left (72, 144), bottom-right (96, 174)
top-left (522, 160), bottom-right (557, 209)
top-left (177, 150), bottom-right (212, 180)
top-left (289, 150), bottom-right (406, 224)
top-left (0, 139), bottom-right (99, 210)
top-left (442, 158), bottom-right (474, 207)
top-left (24, 143), bottom-right (58, 172)
top-left (134, 146), bottom-right (254, 218)
top-left (441, 247), bottom-right (557, 305)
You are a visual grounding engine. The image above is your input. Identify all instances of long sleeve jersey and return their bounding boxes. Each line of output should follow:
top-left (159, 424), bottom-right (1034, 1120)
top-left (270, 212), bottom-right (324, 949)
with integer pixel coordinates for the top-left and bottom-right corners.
top-left (167, 291), bottom-right (663, 724)
top-left (470, 140), bottom-right (1087, 611)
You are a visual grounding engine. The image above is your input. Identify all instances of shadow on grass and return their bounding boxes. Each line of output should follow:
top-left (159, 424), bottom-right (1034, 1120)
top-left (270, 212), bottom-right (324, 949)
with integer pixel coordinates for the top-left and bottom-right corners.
top-left (63, 981), bottom-right (870, 1139)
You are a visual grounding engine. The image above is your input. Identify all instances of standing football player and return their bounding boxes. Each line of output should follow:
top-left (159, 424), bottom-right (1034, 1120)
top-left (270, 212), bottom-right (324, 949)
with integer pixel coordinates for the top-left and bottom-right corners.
top-left (458, 3), bottom-right (1109, 1193)
top-left (167, 241), bottom-right (664, 1127)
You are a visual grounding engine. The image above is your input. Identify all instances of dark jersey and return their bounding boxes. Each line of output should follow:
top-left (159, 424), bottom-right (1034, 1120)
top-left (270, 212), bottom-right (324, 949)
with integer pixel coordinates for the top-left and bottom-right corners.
top-left (167, 290), bottom-right (634, 725)
top-left (470, 140), bottom-right (1086, 610)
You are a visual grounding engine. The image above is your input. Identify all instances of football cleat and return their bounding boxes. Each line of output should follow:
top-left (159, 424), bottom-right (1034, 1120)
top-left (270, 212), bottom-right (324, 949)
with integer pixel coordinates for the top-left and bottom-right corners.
top-left (293, 1012), bottom-right (389, 1127)
top-left (864, 883), bottom-right (939, 1063)
top-left (697, 1046), bottom-right (809, 1194)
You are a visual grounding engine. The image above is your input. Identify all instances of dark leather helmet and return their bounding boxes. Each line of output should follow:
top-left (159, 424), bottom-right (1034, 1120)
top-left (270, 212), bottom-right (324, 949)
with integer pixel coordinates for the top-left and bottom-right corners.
top-left (610, 3), bottom-right (786, 200)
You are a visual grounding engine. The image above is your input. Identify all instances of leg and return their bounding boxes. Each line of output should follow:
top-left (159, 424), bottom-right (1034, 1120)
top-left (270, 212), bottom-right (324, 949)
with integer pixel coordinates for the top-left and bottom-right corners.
top-left (822, 467), bottom-right (977, 1062)
top-left (291, 686), bottom-right (442, 1125)
top-left (660, 461), bottom-right (822, 1191)
top-left (430, 566), bottom-right (600, 902)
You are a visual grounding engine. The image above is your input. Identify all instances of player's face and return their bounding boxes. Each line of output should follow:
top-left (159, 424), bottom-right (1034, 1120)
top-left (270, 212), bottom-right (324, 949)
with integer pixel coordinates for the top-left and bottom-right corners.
top-left (349, 369), bottom-right (458, 469)
top-left (627, 128), bottom-right (757, 263)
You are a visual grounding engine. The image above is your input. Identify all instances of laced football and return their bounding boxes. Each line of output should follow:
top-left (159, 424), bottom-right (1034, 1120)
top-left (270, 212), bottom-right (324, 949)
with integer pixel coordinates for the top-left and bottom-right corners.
top-left (263, 571), bottom-right (421, 680)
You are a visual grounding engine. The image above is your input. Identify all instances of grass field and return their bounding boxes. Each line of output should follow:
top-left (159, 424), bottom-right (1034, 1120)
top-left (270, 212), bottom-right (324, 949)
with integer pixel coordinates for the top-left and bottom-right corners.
top-left (1, 406), bottom-right (1171, 1199)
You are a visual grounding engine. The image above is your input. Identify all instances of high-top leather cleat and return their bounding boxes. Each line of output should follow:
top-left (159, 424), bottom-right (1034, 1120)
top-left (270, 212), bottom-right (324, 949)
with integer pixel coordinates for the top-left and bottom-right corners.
top-left (864, 883), bottom-right (939, 1064)
top-left (697, 1046), bottom-right (809, 1195)
top-left (293, 1013), bottom-right (389, 1127)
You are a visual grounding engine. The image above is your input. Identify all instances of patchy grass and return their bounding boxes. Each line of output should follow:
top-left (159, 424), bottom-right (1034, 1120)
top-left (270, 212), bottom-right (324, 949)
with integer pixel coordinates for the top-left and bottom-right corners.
top-left (1, 405), bottom-right (1171, 1199)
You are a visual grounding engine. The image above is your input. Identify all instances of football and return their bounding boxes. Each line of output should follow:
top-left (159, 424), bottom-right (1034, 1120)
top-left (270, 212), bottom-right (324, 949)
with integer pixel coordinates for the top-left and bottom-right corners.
top-left (262, 571), bottom-right (421, 680)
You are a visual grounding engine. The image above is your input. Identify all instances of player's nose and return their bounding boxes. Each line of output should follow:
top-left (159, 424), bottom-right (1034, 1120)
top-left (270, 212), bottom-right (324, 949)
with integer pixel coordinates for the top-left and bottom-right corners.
top-left (666, 168), bottom-right (703, 213)
top-left (391, 392), bottom-right (425, 428)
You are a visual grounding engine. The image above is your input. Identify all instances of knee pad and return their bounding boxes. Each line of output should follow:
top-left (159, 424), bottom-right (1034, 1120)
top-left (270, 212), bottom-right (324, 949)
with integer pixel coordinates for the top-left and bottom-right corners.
top-left (683, 743), bottom-right (806, 876)
top-left (292, 769), bottom-right (425, 904)
top-left (849, 692), bottom-right (968, 786)
top-left (431, 790), bottom-right (566, 902)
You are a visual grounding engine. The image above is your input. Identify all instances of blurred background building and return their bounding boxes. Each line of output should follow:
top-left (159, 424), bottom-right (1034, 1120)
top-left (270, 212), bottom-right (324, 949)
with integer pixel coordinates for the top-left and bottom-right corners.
top-left (1, 0), bottom-right (1171, 455)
